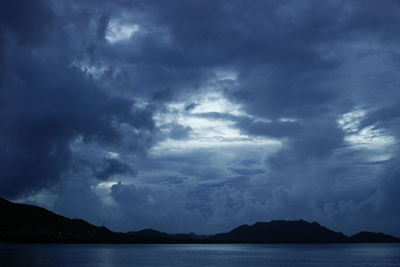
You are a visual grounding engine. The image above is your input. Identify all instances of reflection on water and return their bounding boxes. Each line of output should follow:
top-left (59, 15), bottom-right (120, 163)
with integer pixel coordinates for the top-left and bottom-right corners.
top-left (0, 243), bottom-right (400, 266)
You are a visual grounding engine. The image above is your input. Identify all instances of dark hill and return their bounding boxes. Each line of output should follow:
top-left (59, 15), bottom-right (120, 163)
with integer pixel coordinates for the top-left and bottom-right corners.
top-left (211, 220), bottom-right (348, 243)
top-left (349, 231), bottom-right (400, 243)
top-left (0, 197), bottom-right (114, 243)
top-left (0, 197), bottom-right (179, 243)
top-left (171, 232), bottom-right (207, 240)
top-left (128, 229), bottom-right (170, 238)
top-left (1, 198), bottom-right (399, 243)
top-left (127, 229), bottom-right (175, 242)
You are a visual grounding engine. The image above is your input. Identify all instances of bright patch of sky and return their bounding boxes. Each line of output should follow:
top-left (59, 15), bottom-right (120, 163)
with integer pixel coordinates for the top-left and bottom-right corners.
top-left (338, 109), bottom-right (396, 162)
top-left (107, 152), bottom-right (120, 159)
top-left (213, 70), bottom-right (238, 81)
top-left (105, 20), bottom-right (140, 43)
top-left (152, 91), bottom-right (280, 153)
top-left (92, 182), bottom-right (119, 206)
top-left (338, 110), bottom-right (395, 146)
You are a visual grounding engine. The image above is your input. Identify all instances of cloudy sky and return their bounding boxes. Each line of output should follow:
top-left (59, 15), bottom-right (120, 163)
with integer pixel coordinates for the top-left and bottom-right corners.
top-left (1, 0), bottom-right (399, 236)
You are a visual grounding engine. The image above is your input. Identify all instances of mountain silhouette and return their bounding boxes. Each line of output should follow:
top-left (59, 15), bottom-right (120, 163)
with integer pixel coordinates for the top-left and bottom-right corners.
top-left (1, 198), bottom-right (399, 243)
top-left (349, 231), bottom-right (400, 243)
top-left (0, 197), bottom-right (114, 243)
top-left (211, 220), bottom-right (348, 243)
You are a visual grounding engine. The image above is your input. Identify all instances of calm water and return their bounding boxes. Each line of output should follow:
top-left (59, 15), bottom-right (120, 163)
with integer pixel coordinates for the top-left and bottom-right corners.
top-left (1, 243), bottom-right (400, 266)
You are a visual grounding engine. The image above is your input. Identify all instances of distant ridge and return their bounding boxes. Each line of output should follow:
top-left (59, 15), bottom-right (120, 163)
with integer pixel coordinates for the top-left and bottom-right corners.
top-left (211, 220), bottom-right (348, 243)
top-left (349, 231), bottom-right (400, 243)
top-left (1, 197), bottom-right (399, 244)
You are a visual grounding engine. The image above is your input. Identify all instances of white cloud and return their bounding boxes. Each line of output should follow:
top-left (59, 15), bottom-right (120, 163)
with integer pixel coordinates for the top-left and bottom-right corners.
top-left (105, 21), bottom-right (140, 43)
top-left (153, 91), bottom-right (280, 151)
top-left (338, 109), bottom-right (395, 148)
top-left (70, 60), bottom-right (108, 79)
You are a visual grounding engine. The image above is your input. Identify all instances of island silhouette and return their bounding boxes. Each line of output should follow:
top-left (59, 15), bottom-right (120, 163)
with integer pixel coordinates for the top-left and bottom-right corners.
top-left (1, 197), bottom-right (399, 244)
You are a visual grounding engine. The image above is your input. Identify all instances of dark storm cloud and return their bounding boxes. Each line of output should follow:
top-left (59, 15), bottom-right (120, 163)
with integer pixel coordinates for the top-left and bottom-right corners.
top-left (152, 87), bottom-right (176, 102)
top-left (94, 158), bottom-right (134, 180)
top-left (0, 56), bottom-right (150, 197)
top-left (96, 14), bottom-right (110, 41)
top-left (109, 182), bottom-right (204, 232)
top-left (0, 0), bottom-right (155, 198)
top-left (1, 0), bottom-right (400, 236)
top-left (0, 1), bottom-right (54, 45)
top-left (360, 106), bottom-right (400, 134)
top-left (52, 177), bottom-right (107, 225)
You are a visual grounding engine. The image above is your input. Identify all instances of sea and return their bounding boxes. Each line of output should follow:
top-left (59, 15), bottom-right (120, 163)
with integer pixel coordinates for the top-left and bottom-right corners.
top-left (1, 243), bottom-right (399, 266)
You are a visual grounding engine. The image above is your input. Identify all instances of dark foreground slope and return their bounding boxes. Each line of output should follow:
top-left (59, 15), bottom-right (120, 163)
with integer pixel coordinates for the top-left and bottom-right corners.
top-left (0, 198), bottom-right (115, 243)
top-left (1, 198), bottom-right (399, 243)
top-left (0, 198), bottom-right (195, 243)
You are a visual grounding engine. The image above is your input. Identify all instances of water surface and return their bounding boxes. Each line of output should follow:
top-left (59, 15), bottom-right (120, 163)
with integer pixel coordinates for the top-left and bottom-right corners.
top-left (1, 243), bottom-right (399, 266)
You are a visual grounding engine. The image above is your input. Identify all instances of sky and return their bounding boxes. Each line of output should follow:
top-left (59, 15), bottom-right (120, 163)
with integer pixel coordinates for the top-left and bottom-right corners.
top-left (0, 0), bottom-right (399, 236)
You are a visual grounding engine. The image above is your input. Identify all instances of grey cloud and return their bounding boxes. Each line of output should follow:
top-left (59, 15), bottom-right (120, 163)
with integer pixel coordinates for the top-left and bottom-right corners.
top-left (152, 87), bottom-right (176, 102)
top-left (191, 112), bottom-right (237, 121)
top-left (230, 168), bottom-right (265, 177)
top-left (184, 103), bottom-right (198, 112)
top-left (110, 182), bottom-right (205, 233)
top-left (0, 0), bottom-right (156, 198)
top-left (94, 158), bottom-right (134, 180)
top-left (360, 106), bottom-right (400, 134)
top-left (96, 13), bottom-right (110, 41)
top-left (235, 117), bottom-right (302, 138)
top-left (160, 122), bottom-right (192, 140)
top-left (0, 1), bottom-right (54, 46)
top-left (1, 0), bottom-right (400, 236)
top-left (52, 177), bottom-right (107, 225)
